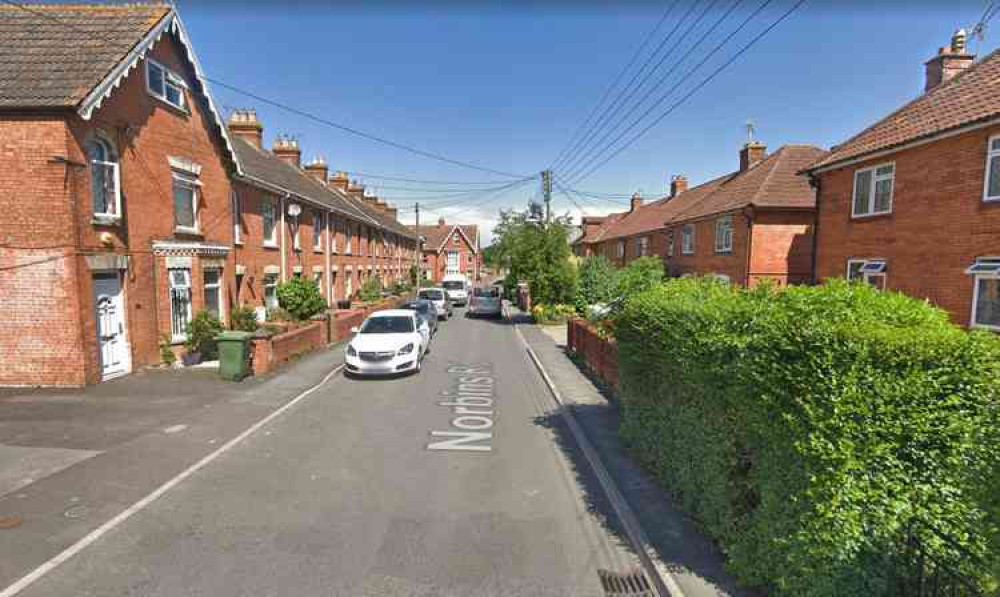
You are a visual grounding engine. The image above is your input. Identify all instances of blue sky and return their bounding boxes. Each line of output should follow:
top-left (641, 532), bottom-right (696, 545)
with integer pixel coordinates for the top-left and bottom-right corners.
top-left (180, 0), bottom-right (999, 242)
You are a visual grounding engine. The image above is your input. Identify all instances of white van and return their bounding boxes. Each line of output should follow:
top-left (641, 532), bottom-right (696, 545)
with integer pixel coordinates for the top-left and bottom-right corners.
top-left (441, 274), bottom-right (470, 306)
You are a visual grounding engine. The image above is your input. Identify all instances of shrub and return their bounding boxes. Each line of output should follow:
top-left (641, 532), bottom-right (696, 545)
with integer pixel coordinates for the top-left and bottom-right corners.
top-left (229, 305), bottom-right (258, 332)
top-left (615, 277), bottom-right (1000, 596)
top-left (158, 334), bottom-right (176, 366)
top-left (359, 277), bottom-right (382, 303)
top-left (531, 303), bottom-right (576, 324)
top-left (185, 310), bottom-right (223, 358)
top-left (608, 256), bottom-right (663, 317)
top-left (276, 276), bottom-right (327, 320)
top-left (574, 255), bottom-right (620, 314)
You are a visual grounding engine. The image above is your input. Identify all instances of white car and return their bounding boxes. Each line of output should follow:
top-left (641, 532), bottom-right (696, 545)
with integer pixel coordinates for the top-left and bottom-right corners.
top-left (418, 287), bottom-right (453, 319)
top-left (468, 286), bottom-right (503, 318)
top-left (441, 274), bottom-right (470, 306)
top-left (344, 310), bottom-right (430, 377)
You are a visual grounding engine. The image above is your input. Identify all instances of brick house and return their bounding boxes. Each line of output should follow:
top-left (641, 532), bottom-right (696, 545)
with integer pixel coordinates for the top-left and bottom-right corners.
top-left (226, 110), bottom-right (417, 316)
top-left (409, 218), bottom-right (480, 283)
top-left (0, 4), bottom-right (241, 385)
top-left (580, 142), bottom-right (824, 286)
top-left (804, 29), bottom-right (1000, 329)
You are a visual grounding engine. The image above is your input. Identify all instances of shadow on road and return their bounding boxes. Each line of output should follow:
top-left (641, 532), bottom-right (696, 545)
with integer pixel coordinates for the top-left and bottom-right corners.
top-left (531, 365), bottom-right (761, 597)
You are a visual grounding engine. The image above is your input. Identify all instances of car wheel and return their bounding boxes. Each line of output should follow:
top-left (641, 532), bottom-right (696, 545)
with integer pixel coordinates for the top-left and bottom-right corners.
top-left (414, 357), bottom-right (422, 374)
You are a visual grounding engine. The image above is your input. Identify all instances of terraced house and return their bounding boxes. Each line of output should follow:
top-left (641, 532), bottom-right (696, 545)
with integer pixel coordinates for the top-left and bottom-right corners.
top-left (577, 140), bottom-right (824, 286)
top-left (804, 29), bottom-right (1000, 329)
top-left (0, 4), bottom-right (416, 387)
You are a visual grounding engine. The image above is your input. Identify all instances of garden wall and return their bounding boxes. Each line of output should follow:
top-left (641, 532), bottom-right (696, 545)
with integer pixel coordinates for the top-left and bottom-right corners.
top-left (566, 318), bottom-right (619, 390)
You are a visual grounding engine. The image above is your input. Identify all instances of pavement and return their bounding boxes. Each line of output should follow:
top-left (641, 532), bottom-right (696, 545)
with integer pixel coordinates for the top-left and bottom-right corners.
top-left (0, 306), bottom-right (749, 597)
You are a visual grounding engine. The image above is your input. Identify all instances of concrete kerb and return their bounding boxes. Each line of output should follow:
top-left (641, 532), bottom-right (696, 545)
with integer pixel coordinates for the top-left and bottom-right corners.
top-left (503, 302), bottom-right (684, 597)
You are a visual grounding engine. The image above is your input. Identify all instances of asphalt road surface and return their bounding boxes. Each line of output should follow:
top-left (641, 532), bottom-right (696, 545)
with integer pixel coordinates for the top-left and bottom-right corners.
top-left (14, 309), bottom-right (639, 597)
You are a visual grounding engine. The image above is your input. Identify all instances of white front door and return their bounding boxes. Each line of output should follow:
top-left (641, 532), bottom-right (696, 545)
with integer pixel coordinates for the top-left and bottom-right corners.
top-left (94, 273), bottom-right (130, 380)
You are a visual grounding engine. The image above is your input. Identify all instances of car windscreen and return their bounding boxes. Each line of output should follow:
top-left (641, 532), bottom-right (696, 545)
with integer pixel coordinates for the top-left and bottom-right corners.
top-left (419, 290), bottom-right (443, 300)
top-left (473, 287), bottom-right (499, 298)
top-left (360, 316), bottom-right (414, 334)
top-left (442, 281), bottom-right (464, 291)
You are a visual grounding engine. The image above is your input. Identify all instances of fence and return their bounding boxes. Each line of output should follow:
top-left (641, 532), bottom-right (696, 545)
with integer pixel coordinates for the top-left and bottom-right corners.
top-left (566, 318), bottom-right (619, 391)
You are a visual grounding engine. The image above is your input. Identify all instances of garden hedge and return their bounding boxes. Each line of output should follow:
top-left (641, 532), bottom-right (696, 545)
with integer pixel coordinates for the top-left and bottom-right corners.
top-left (615, 277), bottom-right (1000, 596)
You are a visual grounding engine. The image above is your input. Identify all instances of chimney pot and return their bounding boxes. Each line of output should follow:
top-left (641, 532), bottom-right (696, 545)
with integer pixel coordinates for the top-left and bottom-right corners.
top-left (739, 141), bottom-right (767, 172)
top-left (924, 29), bottom-right (975, 92)
top-left (330, 170), bottom-right (350, 191)
top-left (303, 155), bottom-right (329, 183)
top-left (630, 192), bottom-right (643, 212)
top-left (272, 135), bottom-right (301, 168)
top-left (227, 109), bottom-right (263, 149)
top-left (670, 174), bottom-right (688, 198)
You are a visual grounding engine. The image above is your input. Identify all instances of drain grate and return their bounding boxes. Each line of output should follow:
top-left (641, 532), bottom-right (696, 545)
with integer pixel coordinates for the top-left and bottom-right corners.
top-left (598, 568), bottom-right (654, 596)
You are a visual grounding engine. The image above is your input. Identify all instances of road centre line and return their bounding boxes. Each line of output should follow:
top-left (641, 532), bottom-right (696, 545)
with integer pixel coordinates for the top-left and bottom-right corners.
top-left (511, 319), bottom-right (684, 597)
top-left (0, 364), bottom-right (345, 597)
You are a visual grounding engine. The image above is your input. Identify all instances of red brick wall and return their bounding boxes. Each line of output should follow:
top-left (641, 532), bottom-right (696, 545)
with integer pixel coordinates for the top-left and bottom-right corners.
top-left (748, 210), bottom-right (814, 286)
top-left (666, 212), bottom-right (750, 284)
top-left (814, 125), bottom-right (1000, 326)
top-left (567, 319), bottom-right (619, 390)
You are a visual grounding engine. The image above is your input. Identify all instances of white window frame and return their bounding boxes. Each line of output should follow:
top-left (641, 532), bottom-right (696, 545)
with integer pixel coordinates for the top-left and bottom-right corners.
top-left (637, 236), bottom-right (649, 257)
top-left (313, 211), bottom-right (323, 252)
top-left (967, 258), bottom-right (1000, 330)
top-left (983, 136), bottom-right (1000, 202)
top-left (330, 216), bottom-right (338, 253)
top-left (313, 271), bottom-right (324, 295)
top-left (616, 239), bottom-right (625, 259)
top-left (345, 223), bottom-right (354, 255)
top-left (171, 171), bottom-right (200, 234)
top-left (232, 190), bottom-right (242, 245)
top-left (203, 268), bottom-right (223, 318)
top-left (145, 58), bottom-right (187, 111)
top-left (852, 162), bottom-right (895, 218)
top-left (262, 199), bottom-right (277, 247)
top-left (667, 231), bottom-right (674, 257)
top-left (168, 268), bottom-right (192, 343)
top-left (715, 215), bottom-right (733, 254)
top-left (681, 224), bottom-right (695, 255)
top-left (87, 137), bottom-right (121, 220)
top-left (846, 258), bottom-right (887, 290)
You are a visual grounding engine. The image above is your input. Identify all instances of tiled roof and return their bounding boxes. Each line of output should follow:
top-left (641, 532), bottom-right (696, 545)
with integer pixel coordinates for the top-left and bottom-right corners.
top-left (411, 223), bottom-right (479, 252)
top-left (595, 145), bottom-right (824, 241)
top-left (807, 49), bottom-right (1000, 171)
top-left (0, 3), bottom-right (171, 108)
top-left (233, 136), bottom-right (414, 239)
top-left (578, 212), bottom-right (624, 244)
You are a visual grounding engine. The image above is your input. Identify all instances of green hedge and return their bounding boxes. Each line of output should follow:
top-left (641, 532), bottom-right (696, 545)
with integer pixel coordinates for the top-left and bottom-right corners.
top-left (615, 277), bottom-right (1000, 596)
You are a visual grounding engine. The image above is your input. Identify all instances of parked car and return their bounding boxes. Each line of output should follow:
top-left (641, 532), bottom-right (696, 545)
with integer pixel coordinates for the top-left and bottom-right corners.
top-left (441, 274), bottom-right (470, 306)
top-left (344, 310), bottom-right (430, 377)
top-left (468, 286), bottom-right (503, 319)
top-left (401, 299), bottom-right (439, 337)
top-left (418, 287), bottom-right (452, 320)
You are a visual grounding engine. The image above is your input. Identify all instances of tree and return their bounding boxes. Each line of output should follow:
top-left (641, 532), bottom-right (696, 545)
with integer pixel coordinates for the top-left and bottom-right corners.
top-left (493, 211), bottom-right (577, 306)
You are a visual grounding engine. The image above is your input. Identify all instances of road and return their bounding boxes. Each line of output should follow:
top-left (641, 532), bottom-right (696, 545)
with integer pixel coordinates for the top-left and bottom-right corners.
top-left (12, 309), bottom-right (640, 596)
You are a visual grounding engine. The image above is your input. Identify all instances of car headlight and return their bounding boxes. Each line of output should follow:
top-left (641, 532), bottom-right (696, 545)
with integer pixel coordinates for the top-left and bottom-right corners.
top-left (347, 344), bottom-right (357, 356)
top-left (397, 343), bottom-right (415, 356)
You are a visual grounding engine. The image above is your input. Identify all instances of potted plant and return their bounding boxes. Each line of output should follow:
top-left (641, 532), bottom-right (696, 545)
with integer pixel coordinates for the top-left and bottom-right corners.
top-left (183, 310), bottom-right (224, 365)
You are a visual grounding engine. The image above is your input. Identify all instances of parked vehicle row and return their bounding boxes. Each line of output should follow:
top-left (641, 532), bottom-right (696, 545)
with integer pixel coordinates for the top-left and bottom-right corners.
top-left (345, 279), bottom-right (503, 378)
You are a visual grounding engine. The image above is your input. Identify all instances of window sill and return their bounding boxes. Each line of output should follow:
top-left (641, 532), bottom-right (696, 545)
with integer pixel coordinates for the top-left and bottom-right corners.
top-left (91, 215), bottom-right (122, 226)
top-left (174, 227), bottom-right (201, 237)
top-left (170, 335), bottom-right (187, 346)
top-left (148, 92), bottom-right (189, 117)
top-left (715, 250), bottom-right (733, 255)
top-left (314, 248), bottom-right (324, 254)
top-left (263, 242), bottom-right (279, 249)
top-left (850, 211), bottom-right (892, 221)
top-left (234, 240), bottom-right (244, 246)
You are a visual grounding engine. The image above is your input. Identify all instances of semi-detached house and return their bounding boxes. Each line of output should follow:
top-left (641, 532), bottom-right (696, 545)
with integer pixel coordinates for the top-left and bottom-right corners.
top-left (409, 218), bottom-right (481, 283)
top-left (0, 3), bottom-right (416, 387)
top-left (804, 29), bottom-right (1000, 329)
top-left (576, 141), bottom-right (825, 286)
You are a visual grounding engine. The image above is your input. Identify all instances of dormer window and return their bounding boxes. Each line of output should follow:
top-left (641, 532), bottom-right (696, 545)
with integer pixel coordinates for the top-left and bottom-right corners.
top-left (146, 59), bottom-right (186, 111)
top-left (86, 137), bottom-right (120, 221)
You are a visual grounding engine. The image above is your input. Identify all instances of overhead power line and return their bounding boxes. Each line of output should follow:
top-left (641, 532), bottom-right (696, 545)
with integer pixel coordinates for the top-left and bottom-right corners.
top-left (346, 171), bottom-right (523, 186)
top-left (563, 0), bottom-right (807, 188)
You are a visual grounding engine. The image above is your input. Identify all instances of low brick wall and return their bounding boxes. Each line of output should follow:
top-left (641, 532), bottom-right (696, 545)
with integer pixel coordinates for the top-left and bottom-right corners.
top-left (566, 318), bottom-right (619, 390)
top-left (250, 321), bottom-right (326, 376)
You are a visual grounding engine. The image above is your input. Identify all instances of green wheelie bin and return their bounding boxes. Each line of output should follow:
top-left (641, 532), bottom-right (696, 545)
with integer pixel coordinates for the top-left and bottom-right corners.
top-left (216, 331), bottom-right (252, 381)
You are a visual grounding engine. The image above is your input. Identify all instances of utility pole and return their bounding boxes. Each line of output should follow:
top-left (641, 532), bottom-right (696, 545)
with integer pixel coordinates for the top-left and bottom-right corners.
top-left (541, 169), bottom-right (552, 224)
top-left (414, 202), bottom-right (422, 283)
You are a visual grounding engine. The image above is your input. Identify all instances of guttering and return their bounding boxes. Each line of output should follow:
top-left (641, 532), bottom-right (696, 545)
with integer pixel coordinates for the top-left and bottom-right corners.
top-left (805, 114), bottom-right (1000, 175)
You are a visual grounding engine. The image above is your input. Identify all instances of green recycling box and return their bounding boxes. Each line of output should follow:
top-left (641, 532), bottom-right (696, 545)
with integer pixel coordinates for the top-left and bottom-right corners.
top-left (216, 331), bottom-right (253, 381)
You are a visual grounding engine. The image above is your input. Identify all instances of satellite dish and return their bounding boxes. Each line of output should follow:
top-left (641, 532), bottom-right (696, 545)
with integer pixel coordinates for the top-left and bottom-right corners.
top-left (287, 203), bottom-right (302, 217)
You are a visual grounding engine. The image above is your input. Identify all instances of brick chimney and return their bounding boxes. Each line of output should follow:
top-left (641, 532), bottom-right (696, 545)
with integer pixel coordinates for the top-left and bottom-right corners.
top-left (303, 156), bottom-right (328, 183)
top-left (329, 171), bottom-right (349, 191)
top-left (925, 29), bottom-right (974, 92)
top-left (385, 204), bottom-right (398, 219)
top-left (630, 191), bottom-right (643, 212)
top-left (346, 180), bottom-right (365, 199)
top-left (438, 217), bottom-right (446, 226)
top-left (670, 175), bottom-right (688, 198)
top-left (228, 109), bottom-right (263, 149)
top-left (739, 141), bottom-right (767, 172)
top-left (272, 135), bottom-right (301, 168)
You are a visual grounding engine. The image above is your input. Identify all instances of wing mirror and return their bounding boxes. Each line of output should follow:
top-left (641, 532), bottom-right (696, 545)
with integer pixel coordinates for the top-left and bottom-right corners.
top-left (350, 326), bottom-right (359, 334)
